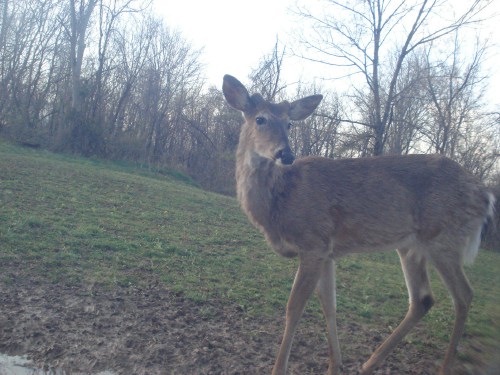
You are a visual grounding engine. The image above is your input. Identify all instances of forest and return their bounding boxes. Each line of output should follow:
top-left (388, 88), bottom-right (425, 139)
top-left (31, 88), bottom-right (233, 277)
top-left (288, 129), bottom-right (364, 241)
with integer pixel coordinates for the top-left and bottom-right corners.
top-left (0, 0), bottom-right (498, 200)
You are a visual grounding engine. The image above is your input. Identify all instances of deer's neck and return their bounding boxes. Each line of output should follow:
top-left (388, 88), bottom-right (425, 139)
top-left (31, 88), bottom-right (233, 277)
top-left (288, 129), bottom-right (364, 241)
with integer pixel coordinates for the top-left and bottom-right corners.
top-left (235, 144), bottom-right (286, 232)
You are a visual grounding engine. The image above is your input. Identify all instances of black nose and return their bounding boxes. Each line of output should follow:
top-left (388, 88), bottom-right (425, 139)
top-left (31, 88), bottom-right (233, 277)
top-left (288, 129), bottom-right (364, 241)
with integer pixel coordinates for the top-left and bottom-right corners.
top-left (281, 152), bottom-right (295, 165)
top-left (276, 148), bottom-right (295, 165)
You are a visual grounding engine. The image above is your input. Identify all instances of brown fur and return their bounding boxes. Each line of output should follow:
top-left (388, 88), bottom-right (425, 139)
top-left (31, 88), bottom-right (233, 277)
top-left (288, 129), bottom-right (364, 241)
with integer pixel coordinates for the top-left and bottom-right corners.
top-left (222, 74), bottom-right (495, 375)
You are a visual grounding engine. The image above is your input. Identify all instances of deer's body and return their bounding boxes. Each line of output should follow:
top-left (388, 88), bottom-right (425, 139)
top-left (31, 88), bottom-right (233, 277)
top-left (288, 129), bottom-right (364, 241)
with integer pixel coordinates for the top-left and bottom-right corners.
top-left (237, 153), bottom-right (489, 262)
top-left (223, 74), bottom-right (495, 375)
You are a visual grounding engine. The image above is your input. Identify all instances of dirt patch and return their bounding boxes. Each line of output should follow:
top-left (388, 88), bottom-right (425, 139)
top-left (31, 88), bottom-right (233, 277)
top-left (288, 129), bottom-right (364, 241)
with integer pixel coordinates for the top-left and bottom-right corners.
top-left (0, 272), bottom-right (495, 374)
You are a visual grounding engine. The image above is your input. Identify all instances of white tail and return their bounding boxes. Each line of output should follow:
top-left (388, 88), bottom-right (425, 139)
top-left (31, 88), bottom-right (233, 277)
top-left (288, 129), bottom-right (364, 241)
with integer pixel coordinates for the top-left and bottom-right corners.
top-left (222, 75), bottom-right (495, 375)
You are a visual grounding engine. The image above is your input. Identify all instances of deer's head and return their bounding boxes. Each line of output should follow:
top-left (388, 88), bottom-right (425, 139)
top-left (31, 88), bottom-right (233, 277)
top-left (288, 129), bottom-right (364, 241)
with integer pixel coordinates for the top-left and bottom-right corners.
top-left (222, 75), bottom-right (322, 165)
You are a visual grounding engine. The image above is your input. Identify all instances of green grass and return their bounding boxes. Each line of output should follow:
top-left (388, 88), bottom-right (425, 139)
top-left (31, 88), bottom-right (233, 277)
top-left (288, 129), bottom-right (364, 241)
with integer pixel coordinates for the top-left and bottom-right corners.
top-left (0, 140), bottom-right (296, 314)
top-left (1, 139), bottom-right (499, 366)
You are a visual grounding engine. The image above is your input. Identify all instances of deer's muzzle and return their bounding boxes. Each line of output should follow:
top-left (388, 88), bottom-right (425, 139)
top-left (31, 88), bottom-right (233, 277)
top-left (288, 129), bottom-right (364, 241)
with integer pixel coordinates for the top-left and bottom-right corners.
top-left (276, 146), bottom-right (295, 165)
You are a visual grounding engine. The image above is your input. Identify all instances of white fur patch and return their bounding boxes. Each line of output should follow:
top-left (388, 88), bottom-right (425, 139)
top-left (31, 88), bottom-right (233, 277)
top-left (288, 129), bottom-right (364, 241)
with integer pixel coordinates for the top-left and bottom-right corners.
top-left (463, 192), bottom-right (496, 265)
top-left (486, 192), bottom-right (496, 219)
top-left (463, 224), bottom-right (482, 265)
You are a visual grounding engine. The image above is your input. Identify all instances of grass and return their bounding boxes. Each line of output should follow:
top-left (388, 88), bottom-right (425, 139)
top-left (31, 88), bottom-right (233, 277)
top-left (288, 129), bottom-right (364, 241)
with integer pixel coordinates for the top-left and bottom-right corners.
top-left (0, 140), bottom-right (295, 313)
top-left (1, 139), bottom-right (499, 368)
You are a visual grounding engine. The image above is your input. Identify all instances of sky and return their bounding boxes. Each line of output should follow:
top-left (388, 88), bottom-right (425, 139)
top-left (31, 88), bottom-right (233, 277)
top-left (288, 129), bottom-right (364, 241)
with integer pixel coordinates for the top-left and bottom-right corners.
top-left (152, 0), bottom-right (313, 87)
top-left (153, 0), bottom-right (500, 107)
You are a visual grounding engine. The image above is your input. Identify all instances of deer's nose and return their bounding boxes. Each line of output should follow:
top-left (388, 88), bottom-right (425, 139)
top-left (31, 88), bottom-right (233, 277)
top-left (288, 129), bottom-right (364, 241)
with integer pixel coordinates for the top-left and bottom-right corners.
top-left (276, 146), bottom-right (295, 165)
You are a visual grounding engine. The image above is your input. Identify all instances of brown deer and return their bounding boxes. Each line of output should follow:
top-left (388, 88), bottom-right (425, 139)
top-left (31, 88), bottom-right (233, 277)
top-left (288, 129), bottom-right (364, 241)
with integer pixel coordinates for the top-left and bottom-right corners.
top-left (222, 74), bottom-right (495, 375)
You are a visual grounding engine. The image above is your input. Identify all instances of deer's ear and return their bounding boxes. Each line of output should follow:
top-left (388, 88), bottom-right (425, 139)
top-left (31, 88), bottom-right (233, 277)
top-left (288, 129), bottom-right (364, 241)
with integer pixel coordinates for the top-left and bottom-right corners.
top-left (289, 95), bottom-right (323, 121)
top-left (223, 75), bottom-right (253, 113)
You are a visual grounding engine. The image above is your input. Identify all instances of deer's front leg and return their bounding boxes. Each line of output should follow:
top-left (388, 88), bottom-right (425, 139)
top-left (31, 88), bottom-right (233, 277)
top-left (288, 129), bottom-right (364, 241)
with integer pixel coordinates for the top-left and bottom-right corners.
top-left (316, 259), bottom-right (342, 375)
top-left (273, 256), bottom-right (324, 375)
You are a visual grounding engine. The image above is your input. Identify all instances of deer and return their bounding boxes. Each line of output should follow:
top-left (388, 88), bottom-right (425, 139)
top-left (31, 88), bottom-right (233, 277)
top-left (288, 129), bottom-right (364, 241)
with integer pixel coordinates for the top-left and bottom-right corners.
top-left (222, 74), bottom-right (495, 375)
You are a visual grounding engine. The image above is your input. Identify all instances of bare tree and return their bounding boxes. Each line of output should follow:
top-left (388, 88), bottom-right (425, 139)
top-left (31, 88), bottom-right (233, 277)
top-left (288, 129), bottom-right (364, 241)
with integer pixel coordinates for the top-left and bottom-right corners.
top-left (132, 18), bottom-right (203, 165)
top-left (249, 39), bottom-right (288, 101)
top-left (92, 0), bottom-right (149, 122)
top-left (181, 86), bottom-right (242, 194)
top-left (423, 37), bottom-right (484, 155)
top-left (106, 11), bottom-right (154, 143)
top-left (67, 0), bottom-right (98, 112)
top-left (0, 0), bottom-right (9, 52)
top-left (0, 0), bottom-right (65, 142)
top-left (385, 51), bottom-right (428, 155)
top-left (418, 36), bottom-right (498, 179)
top-left (295, 0), bottom-right (493, 155)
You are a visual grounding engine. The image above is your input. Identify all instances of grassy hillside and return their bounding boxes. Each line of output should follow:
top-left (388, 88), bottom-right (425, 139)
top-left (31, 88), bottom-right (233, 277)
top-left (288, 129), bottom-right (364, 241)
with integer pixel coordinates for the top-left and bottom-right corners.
top-left (0, 141), bottom-right (296, 314)
top-left (1, 140), bottom-right (499, 370)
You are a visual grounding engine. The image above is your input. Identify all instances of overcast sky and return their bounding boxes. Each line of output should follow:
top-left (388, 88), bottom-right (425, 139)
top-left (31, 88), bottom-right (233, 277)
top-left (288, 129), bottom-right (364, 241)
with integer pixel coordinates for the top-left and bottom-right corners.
top-left (153, 0), bottom-right (296, 86)
top-left (153, 0), bottom-right (499, 107)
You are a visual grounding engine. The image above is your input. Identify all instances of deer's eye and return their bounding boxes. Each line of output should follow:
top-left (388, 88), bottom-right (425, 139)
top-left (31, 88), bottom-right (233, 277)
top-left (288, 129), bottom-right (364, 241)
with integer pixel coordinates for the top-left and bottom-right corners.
top-left (255, 117), bottom-right (267, 125)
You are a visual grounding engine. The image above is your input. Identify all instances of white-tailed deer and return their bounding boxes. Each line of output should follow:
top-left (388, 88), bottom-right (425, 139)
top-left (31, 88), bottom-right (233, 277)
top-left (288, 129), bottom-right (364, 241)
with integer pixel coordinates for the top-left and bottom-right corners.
top-left (222, 75), bottom-right (495, 375)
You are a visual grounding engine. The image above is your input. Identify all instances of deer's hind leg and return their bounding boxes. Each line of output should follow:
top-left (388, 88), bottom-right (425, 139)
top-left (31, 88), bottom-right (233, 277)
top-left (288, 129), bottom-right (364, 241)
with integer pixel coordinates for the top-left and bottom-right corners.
top-left (360, 247), bottom-right (434, 374)
top-left (427, 243), bottom-right (473, 375)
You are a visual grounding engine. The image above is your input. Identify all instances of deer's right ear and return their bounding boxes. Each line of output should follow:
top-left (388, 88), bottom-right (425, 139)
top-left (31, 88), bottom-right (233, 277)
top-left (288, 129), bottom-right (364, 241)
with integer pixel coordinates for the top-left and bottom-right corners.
top-left (223, 75), bottom-right (253, 113)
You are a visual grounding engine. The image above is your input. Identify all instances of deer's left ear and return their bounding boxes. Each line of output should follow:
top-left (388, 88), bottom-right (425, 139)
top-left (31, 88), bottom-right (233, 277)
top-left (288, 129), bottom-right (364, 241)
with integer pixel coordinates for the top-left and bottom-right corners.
top-left (289, 95), bottom-right (323, 121)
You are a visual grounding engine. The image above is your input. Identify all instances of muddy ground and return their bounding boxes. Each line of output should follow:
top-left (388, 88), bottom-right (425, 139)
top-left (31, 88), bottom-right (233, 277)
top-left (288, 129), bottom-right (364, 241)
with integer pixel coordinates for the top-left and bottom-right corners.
top-left (0, 269), bottom-right (497, 375)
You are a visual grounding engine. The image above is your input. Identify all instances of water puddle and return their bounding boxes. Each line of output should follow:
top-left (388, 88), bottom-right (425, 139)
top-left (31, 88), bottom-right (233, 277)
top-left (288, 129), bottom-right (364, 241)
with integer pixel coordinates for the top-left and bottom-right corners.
top-left (0, 353), bottom-right (114, 375)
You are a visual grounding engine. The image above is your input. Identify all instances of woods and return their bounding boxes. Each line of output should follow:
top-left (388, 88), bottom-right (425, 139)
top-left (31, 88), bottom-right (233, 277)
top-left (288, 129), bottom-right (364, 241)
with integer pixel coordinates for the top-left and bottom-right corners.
top-left (0, 0), bottom-right (498, 196)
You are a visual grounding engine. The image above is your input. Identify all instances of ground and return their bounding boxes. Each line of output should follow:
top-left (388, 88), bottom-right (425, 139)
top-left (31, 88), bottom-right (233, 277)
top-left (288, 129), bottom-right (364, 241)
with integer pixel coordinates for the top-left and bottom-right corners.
top-left (0, 279), bottom-right (496, 375)
top-left (1, 266), bottom-right (496, 375)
